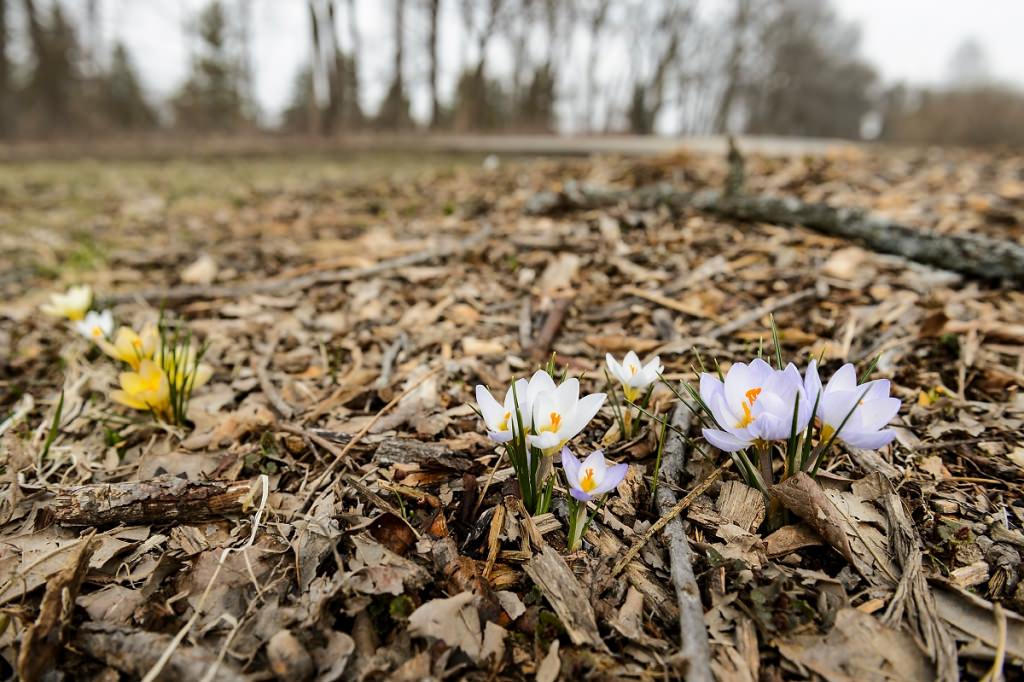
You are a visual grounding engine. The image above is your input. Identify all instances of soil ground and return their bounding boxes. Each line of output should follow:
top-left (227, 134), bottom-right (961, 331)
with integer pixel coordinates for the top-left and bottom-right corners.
top-left (1, 145), bottom-right (1023, 680)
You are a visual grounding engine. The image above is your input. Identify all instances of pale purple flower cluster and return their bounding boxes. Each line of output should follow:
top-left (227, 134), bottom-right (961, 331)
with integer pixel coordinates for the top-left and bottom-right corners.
top-left (700, 358), bottom-right (900, 453)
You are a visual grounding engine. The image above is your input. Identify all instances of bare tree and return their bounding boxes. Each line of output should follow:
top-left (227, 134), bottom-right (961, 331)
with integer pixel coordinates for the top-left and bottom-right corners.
top-left (453, 0), bottom-right (506, 131)
top-left (743, 0), bottom-right (876, 139)
top-left (627, 1), bottom-right (692, 134)
top-left (377, 0), bottom-right (411, 128)
top-left (426, 0), bottom-right (441, 127)
top-left (712, 0), bottom-right (751, 134)
top-left (581, 0), bottom-right (610, 132)
top-left (306, 0), bottom-right (324, 134)
top-left (344, 0), bottom-right (362, 117)
top-left (237, 0), bottom-right (256, 119)
top-left (22, 0), bottom-right (80, 130)
top-left (0, 0), bottom-right (10, 136)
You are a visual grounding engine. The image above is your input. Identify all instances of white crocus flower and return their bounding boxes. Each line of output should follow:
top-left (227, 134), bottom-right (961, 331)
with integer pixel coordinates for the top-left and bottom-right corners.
top-left (72, 310), bottom-right (114, 341)
top-left (522, 369), bottom-right (557, 427)
top-left (804, 360), bottom-right (900, 449)
top-left (700, 358), bottom-right (811, 452)
top-left (527, 378), bottom-right (606, 453)
top-left (475, 378), bottom-right (529, 443)
top-left (606, 351), bottom-right (662, 402)
top-left (41, 285), bottom-right (92, 321)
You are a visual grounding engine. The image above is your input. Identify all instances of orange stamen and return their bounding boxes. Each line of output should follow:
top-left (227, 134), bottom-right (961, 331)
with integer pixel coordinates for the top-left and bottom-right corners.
top-left (580, 467), bottom-right (597, 492)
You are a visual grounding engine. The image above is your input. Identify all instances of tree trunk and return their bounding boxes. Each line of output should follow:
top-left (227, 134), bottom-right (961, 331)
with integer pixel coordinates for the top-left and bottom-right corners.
top-left (307, 0), bottom-right (324, 135)
top-left (340, 0), bottom-right (363, 126)
top-left (427, 0), bottom-right (441, 127)
top-left (0, 0), bottom-right (10, 136)
top-left (583, 1), bottom-right (610, 133)
top-left (324, 0), bottom-right (342, 133)
top-left (713, 0), bottom-right (750, 134)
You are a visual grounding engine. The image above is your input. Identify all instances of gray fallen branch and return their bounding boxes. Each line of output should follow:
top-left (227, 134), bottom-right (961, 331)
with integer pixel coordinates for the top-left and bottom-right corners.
top-left (524, 183), bottom-right (1024, 282)
top-left (52, 476), bottom-right (257, 526)
top-left (656, 403), bottom-right (713, 682)
top-left (75, 622), bottom-right (249, 682)
top-left (103, 224), bottom-right (492, 304)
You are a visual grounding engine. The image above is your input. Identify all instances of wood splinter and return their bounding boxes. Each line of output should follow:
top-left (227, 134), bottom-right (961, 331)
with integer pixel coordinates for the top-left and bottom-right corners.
top-left (52, 476), bottom-right (258, 526)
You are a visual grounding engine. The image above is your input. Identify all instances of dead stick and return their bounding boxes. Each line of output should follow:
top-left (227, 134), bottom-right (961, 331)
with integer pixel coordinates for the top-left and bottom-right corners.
top-left (76, 623), bottom-right (248, 682)
top-left (531, 296), bottom-right (572, 362)
top-left (611, 459), bottom-right (729, 577)
top-left (52, 477), bottom-right (257, 526)
top-left (654, 404), bottom-right (714, 682)
top-left (256, 330), bottom-right (293, 419)
top-left (283, 365), bottom-right (442, 513)
top-left (526, 183), bottom-right (1024, 282)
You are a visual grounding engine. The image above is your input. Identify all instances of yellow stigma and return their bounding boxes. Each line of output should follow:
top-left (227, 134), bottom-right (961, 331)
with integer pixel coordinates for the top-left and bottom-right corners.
top-left (498, 410), bottom-right (512, 432)
top-left (629, 365), bottom-right (638, 376)
top-left (539, 411), bottom-right (562, 434)
top-left (580, 467), bottom-right (597, 493)
top-left (91, 326), bottom-right (104, 338)
top-left (820, 424), bottom-right (836, 442)
top-left (735, 387), bottom-right (762, 428)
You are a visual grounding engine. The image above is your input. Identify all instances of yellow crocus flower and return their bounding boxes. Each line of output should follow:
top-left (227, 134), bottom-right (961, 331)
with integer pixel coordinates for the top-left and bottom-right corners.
top-left (111, 359), bottom-right (171, 419)
top-left (40, 285), bottom-right (92, 321)
top-left (98, 324), bottom-right (159, 369)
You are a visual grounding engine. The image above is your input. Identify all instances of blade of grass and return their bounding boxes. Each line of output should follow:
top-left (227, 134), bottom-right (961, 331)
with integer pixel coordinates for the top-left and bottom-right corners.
top-left (40, 390), bottom-right (65, 459)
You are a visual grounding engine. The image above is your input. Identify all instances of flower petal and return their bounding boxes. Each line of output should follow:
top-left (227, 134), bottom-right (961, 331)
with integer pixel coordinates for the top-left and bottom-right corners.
top-left (842, 429), bottom-right (896, 450)
top-left (566, 392), bottom-right (605, 440)
top-left (475, 385), bottom-right (504, 426)
top-left (561, 447), bottom-right (582, 487)
top-left (825, 363), bottom-right (857, 393)
top-left (592, 462), bottom-right (628, 495)
top-left (702, 428), bottom-right (751, 453)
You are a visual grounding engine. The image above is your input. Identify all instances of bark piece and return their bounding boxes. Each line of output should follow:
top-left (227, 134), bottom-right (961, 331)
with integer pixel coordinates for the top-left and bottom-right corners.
top-left (75, 622), bottom-right (248, 682)
top-left (715, 481), bottom-right (765, 533)
top-left (371, 437), bottom-right (473, 472)
top-left (53, 476), bottom-right (257, 526)
top-left (874, 483), bottom-right (959, 681)
top-left (524, 544), bottom-right (604, 649)
top-left (531, 296), bottom-right (572, 362)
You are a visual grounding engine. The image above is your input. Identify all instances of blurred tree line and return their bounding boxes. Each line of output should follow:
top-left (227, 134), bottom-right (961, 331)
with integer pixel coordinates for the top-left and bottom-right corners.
top-left (0, 0), bottom-right (1022, 146)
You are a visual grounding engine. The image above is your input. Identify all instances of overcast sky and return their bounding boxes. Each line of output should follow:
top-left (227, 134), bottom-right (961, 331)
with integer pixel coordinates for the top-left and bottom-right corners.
top-left (94, 0), bottom-right (1024, 128)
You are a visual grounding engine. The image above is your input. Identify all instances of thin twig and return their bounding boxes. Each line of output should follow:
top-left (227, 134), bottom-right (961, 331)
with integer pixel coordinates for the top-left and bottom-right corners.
top-left (531, 297), bottom-right (572, 362)
top-left (611, 459), bottom-right (730, 577)
top-left (255, 330), bottom-right (293, 419)
top-left (980, 602), bottom-right (1007, 682)
top-left (283, 365), bottom-right (442, 514)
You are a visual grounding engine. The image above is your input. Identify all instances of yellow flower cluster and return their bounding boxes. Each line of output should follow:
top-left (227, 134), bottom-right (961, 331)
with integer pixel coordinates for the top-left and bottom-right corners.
top-left (42, 284), bottom-right (212, 425)
top-left (103, 325), bottom-right (212, 420)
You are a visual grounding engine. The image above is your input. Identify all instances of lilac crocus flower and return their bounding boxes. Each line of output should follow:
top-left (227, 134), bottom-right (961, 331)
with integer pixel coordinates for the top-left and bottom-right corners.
top-left (804, 360), bottom-right (900, 449)
top-left (561, 447), bottom-right (628, 502)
